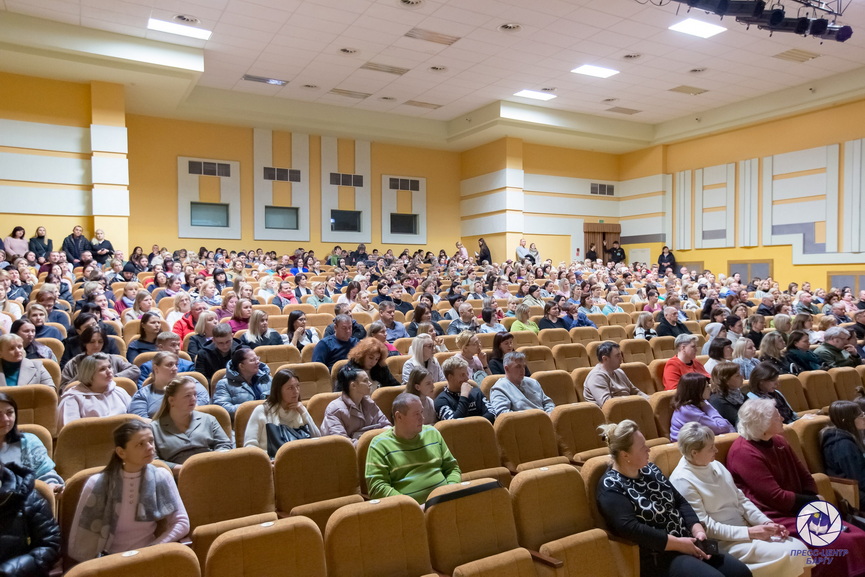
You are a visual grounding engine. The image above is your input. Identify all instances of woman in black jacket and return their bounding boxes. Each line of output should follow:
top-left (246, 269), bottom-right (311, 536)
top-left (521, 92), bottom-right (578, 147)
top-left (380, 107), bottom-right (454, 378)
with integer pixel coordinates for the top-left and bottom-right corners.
top-left (658, 246), bottom-right (677, 275)
top-left (476, 238), bottom-right (492, 265)
top-left (27, 226), bottom-right (52, 265)
top-left (0, 461), bottom-right (60, 577)
top-left (345, 337), bottom-right (400, 390)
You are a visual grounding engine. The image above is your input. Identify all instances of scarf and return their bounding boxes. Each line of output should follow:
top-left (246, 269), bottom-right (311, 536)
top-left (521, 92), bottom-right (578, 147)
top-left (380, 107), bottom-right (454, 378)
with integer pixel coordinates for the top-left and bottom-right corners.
top-left (73, 464), bottom-right (177, 559)
top-left (723, 389), bottom-right (745, 406)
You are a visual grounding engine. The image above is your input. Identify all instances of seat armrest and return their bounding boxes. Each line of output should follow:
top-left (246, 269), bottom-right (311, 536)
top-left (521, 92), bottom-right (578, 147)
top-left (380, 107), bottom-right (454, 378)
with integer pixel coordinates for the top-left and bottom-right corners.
top-left (529, 549), bottom-right (564, 568)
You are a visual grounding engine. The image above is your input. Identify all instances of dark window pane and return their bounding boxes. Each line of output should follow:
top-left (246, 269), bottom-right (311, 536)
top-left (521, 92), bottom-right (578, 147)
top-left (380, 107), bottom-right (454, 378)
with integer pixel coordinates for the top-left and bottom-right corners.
top-left (389, 177), bottom-right (399, 190)
top-left (289, 169), bottom-right (301, 182)
top-left (340, 173), bottom-right (352, 186)
top-left (203, 162), bottom-right (217, 176)
top-left (263, 167), bottom-right (276, 180)
top-left (330, 172), bottom-right (341, 186)
top-left (217, 163), bottom-right (231, 177)
top-left (390, 213), bottom-right (418, 235)
top-left (410, 179), bottom-right (420, 191)
top-left (398, 178), bottom-right (409, 190)
top-left (353, 174), bottom-right (363, 187)
top-left (331, 210), bottom-right (362, 232)
top-left (188, 161), bottom-right (202, 175)
top-left (276, 168), bottom-right (289, 181)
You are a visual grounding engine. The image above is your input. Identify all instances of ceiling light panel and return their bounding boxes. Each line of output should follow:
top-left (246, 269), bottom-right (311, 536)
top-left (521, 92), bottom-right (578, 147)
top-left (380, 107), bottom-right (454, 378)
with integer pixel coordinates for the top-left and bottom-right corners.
top-left (404, 28), bottom-right (461, 45)
top-left (669, 18), bottom-right (727, 39)
top-left (147, 17), bottom-right (212, 39)
top-left (513, 89), bottom-right (557, 100)
top-left (571, 64), bottom-right (620, 78)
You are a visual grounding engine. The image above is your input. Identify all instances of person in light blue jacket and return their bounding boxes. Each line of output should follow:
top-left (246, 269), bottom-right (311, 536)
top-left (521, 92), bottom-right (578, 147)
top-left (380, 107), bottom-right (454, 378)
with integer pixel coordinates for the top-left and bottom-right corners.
top-left (128, 352), bottom-right (209, 418)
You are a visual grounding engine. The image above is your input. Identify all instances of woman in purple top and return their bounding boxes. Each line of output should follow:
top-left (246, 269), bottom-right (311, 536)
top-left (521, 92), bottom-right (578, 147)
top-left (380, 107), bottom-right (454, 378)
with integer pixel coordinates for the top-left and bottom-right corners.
top-left (669, 372), bottom-right (735, 442)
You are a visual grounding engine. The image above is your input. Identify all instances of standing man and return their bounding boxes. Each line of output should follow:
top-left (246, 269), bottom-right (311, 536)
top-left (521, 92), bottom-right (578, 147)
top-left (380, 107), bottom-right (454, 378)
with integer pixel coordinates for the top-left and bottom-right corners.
top-left (604, 240), bottom-right (626, 265)
top-left (61, 226), bottom-right (89, 265)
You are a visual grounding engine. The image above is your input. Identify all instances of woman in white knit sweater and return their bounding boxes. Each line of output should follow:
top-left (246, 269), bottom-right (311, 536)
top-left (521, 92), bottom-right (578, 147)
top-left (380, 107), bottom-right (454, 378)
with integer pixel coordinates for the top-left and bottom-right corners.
top-left (243, 368), bottom-right (320, 457)
top-left (669, 422), bottom-right (809, 577)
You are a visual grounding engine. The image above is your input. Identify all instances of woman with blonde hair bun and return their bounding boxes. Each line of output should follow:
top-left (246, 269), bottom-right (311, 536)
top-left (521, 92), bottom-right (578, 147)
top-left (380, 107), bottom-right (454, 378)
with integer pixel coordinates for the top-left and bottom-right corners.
top-left (596, 419), bottom-right (749, 577)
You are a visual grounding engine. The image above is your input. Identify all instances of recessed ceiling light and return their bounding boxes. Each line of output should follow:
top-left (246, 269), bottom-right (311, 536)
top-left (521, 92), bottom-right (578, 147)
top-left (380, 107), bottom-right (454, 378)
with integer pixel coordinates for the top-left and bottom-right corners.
top-left (147, 17), bottom-right (211, 40)
top-left (571, 64), bottom-right (619, 78)
top-left (399, 0), bottom-right (423, 7)
top-left (514, 89), bottom-right (557, 101)
top-left (339, 47), bottom-right (358, 54)
top-left (242, 74), bottom-right (287, 86)
top-left (498, 23), bottom-right (522, 32)
top-left (669, 18), bottom-right (726, 38)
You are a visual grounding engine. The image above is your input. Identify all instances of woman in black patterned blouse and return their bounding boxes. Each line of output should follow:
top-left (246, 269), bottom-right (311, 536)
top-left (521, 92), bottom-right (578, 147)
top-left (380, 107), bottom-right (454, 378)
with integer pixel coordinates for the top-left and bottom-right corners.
top-left (595, 419), bottom-right (751, 577)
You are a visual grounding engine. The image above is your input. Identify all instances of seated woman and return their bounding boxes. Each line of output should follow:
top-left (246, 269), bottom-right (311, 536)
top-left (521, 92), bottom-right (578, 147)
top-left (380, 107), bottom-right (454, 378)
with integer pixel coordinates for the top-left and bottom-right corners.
top-left (0, 392), bottom-right (63, 489)
top-left (227, 298), bottom-right (252, 333)
top-left (488, 332), bottom-right (529, 376)
top-left (0, 459), bottom-right (61, 576)
top-left (820, 400), bottom-right (865, 507)
top-left (456, 331), bottom-right (489, 382)
top-left (58, 353), bottom-right (133, 428)
top-left (321, 366), bottom-right (390, 445)
top-left (670, 422), bottom-right (808, 577)
top-left (602, 291), bottom-right (625, 315)
top-left (703, 337), bottom-right (733, 375)
top-left (579, 294), bottom-right (602, 316)
top-left (367, 320), bottom-right (399, 356)
top-left (0, 334), bottom-right (54, 387)
top-left (790, 313), bottom-right (816, 344)
top-left (285, 310), bottom-right (320, 353)
top-left (728, 398), bottom-right (865, 577)
top-left (293, 273), bottom-right (312, 301)
top-left (271, 280), bottom-right (297, 308)
top-left (213, 293), bottom-right (237, 324)
top-left (416, 322), bottom-right (448, 353)
top-left (537, 301), bottom-right (568, 331)
top-left (669, 372), bottom-right (735, 442)
top-left (511, 303), bottom-right (539, 334)
top-left (187, 310), bottom-right (217, 362)
top-left (731, 337), bottom-right (759, 380)
top-left (126, 311), bottom-right (161, 363)
top-left (663, 334), bottom-right (710, 391)
top-left (701, 323), bottom-right (726, 355)
top-left (347, 337), bottom-right (400, 389)
top-left (113, 281), bottom-right (141, 315)
top-left (596, 419), bottom-right (750, 577)
top-left (522, 284), bottom-right (545, 308)
top-left (26, 305), bottom-right (62, 341)
top-left (240, 309), bottom-right (283, 349)
top-left (401, 333), bottom-right (445, 384)
top-left (406, 304), bottom-right (444, 337)
top-left (213, 347), bottom-right (271, 420)
top-left (708, 362), bottom-right (746, 428)
top-left (784, 329), bottom-right (823, 373)
top-left (256, 275), bottom-right (276, 301)
top-left (68, 420), bottom-right (189, 562)
top-left (122, 290), bottom-right (162, 324)
top-left (129, 352), bottom-right (209, 418)
top-left (164, 291), bottom-right (191, 331)
top-left (243, 368), bottom-right (320, 456)
top-left (635, 311), bottom-right (658, 341)
top-left (198, 280), bottom-right (223, 307)
top-left (307, 282), bottom-right (333, 310)
top-left (60, 325), bottom-right (140, 388)
top-left (745, 362), bottom-right (797, 424)
top-left (756, 332), bottom-right (791, 375)
top-left (643, 290), bottom-right (663, 314)
top-left (406, 366), bottom-right (437, 425)
top-left (351, 291), bottom-right (376, 315)
top-left (236, 283), bottom-right (260, 306)
top-left (151, 376), bottom-right (231, 473)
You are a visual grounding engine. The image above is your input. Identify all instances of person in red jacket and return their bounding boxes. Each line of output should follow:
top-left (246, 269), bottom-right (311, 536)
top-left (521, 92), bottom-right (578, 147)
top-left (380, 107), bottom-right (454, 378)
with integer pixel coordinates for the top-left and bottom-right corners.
top-left (172, 300), bottom-right (207, 340)
top-left (663, 333), bottom-right (709, 390)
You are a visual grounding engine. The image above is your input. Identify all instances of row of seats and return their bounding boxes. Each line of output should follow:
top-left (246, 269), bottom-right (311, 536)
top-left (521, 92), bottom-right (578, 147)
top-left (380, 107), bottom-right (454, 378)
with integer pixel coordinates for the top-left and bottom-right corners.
top-left (62, 414), bottom-right (854, 577)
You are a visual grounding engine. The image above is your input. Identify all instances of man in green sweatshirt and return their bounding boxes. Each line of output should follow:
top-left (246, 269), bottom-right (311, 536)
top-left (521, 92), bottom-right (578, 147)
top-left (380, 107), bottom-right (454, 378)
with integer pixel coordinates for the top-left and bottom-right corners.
top-left (365, 393), bottom-right (461, 505)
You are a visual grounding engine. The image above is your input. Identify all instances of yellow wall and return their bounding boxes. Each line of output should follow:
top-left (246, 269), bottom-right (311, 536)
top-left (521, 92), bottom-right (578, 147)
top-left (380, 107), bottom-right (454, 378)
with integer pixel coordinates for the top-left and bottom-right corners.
top-left (0, 72), bottom-right (91, 127)
top-left (523, 143), bottom-right (619, 180)
top-left (126, 115), bottom-right (462, 256)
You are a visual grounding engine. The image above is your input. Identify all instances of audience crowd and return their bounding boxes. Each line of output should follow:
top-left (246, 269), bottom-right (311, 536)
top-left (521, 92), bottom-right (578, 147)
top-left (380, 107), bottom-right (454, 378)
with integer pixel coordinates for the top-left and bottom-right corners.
top-left (1, 228), bottom-right (865, 576)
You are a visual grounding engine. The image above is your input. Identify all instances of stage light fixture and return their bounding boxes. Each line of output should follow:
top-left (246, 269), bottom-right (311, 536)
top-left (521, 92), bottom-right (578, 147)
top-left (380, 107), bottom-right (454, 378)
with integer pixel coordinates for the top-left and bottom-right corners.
top-left (809, 18), bottom-right (829, 36)
top-left (823, 24), bottom-right (853, 42)
top-left (678, 0), bottom-right (765, 17)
